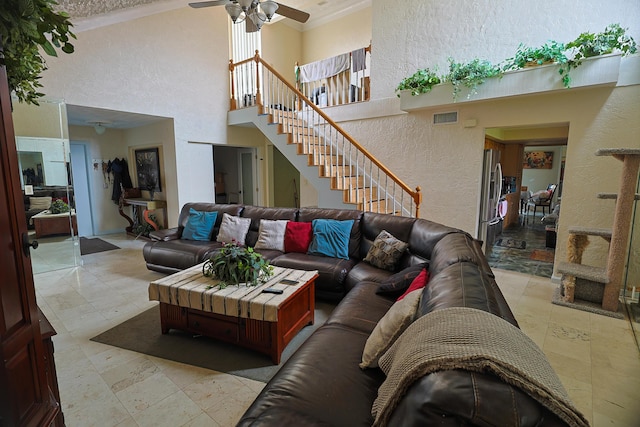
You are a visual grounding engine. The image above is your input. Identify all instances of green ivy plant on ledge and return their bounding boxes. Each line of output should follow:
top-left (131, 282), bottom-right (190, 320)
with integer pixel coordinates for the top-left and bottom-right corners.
top-left (397, 23), bottom-right (636, 99)
top-left (446, 58), bottom-right (503, 100)
top-left (0, 0), bottom-right (76, 105)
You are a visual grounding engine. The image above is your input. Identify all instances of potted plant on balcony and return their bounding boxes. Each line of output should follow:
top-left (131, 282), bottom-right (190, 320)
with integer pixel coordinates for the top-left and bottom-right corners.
top-left (203, 241), bottom-right (274, 289)
top-left (560, 23), bottom-right (636, 87)
top-left (0, 0), bottom-right (75, 105)
top-left (395, 68), bottom-right (441, 97)
top-left (446, 58), bottom-right (503, 100)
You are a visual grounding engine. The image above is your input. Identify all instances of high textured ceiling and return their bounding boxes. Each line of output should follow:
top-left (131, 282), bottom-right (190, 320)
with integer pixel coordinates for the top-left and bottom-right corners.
top-left (57, 0), bottom-right (371, 30)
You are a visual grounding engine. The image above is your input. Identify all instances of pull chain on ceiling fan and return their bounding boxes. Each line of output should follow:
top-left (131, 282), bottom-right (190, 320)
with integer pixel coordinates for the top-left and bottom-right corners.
top-left (189, 1), bottom-right (310, 32)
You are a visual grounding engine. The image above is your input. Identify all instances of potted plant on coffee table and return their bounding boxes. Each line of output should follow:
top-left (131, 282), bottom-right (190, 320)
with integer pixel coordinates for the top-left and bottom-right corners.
top-left (203, 241), bottom-right (274, 289)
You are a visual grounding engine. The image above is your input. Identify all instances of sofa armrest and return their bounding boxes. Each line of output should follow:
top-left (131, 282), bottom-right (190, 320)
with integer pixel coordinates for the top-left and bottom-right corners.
top-left (149, 227), bottom-right (181, 241)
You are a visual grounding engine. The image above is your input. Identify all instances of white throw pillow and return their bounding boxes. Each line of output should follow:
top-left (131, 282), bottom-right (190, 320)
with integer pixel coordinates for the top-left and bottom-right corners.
top-left (29, 196), bottom-right (52, 210)
top-left (359, 289), bottom-right (422, 369)
top-left (216, 213), bottom-right (251, 245)
top-left (254, 219), bottom-right (289, 252)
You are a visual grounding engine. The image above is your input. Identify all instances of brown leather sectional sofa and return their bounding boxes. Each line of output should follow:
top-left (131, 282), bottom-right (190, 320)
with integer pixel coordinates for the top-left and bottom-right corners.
top-left (142, 203), bottom-right (571, 426)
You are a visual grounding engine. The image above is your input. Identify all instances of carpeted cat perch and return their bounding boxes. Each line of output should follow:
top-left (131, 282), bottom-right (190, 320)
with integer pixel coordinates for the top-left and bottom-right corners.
top-left (554, 148), bottom-right (640, 318)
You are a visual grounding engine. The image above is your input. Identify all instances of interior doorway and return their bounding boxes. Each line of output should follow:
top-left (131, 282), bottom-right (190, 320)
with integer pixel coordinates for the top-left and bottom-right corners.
top-left (213, 145), bottom-right (259, 205)
top-left (483, 123), bottom-right (568, 279)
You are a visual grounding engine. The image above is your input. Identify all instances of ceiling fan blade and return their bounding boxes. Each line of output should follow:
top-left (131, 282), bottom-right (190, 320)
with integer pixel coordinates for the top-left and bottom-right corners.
top-left (188, 1), bottom-right (230, 8)
top-left (275, 2), bottom-right (310, 23)
top-left (245, 18), bottom-right (259, 33)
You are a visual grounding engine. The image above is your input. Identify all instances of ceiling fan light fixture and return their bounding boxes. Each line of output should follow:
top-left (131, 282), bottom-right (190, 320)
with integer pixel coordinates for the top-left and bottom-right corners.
top-left (237, 0), bottom-right (253, 12)
top-left (249, 11), bottom-right (266, 29)
top-left (260, 1), bottom-right (278, 21)
top-left (225, 3), bottom-right (243, 22)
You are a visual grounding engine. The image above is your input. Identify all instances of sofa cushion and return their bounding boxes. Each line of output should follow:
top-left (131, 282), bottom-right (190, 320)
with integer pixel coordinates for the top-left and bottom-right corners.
top-left (363, 230), bottom-right (408, 271)
top-left (271, 252), bottom-right (355, 299)
top-left (216, 213), bottom-right (251, 245)
top-left (177, 203), bottom-right (244, 241)
top-left (182, 209), bottom-right (217, 241)
top-left (284, 221), bottom-right (313, 253)
top-left (419, 262), bottom-right (518, 327)
top-left (360, 212), bottom-right (416, 259)
top-left (308, 219), bottom-right (354, 260)
top-left (326, 281), bottom-right (393, 333)
top-left (298, 207), bottom-right (363, 259)
top-left (376, 262), bottom-right (429, 298)
top-left (254, 219), bottom-right (288, 251)
top-left (241, 206), bottom-right (298, 247)
top-left (343, 262), bottom-right (393, 292)
top-left (406, 218), bottom-right (460, 261)
top-left (360, 289), bottom-right (421, 369)
top-left (143, 239), bottom-right (221, 272)
top-left (429, 232), bottom-right (483, 278)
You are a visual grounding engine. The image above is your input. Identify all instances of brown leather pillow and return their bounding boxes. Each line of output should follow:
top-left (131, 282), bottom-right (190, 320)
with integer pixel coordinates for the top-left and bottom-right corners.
top-left (376, 262), bottom-right (428, 297)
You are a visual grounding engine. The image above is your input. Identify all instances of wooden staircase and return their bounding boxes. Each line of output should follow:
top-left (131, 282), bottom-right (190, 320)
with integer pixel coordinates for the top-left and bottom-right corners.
top-left (228, 51), bottom-right (422, 217)
top-left (555, 148), bottom-right (640, 315)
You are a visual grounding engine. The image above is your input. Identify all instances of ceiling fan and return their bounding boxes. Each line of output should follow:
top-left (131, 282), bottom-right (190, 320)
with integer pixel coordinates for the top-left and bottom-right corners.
top-left (189, 1), bottom-right (310, 32)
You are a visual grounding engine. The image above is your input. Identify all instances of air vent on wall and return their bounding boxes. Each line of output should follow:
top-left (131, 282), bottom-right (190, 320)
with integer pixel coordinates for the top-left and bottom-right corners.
top-left (433, 111), bottom-right (458, 124)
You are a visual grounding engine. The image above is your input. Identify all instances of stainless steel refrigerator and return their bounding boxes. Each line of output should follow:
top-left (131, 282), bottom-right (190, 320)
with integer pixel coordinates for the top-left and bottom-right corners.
top-left (478, 149), bottom-right (503, 254)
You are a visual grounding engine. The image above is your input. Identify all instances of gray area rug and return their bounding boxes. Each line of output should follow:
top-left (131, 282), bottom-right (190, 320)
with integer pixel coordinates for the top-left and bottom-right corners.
top-left (91, 302), bottom-right (336, 383)
top-left (79, 237), bottom-right (120, 255)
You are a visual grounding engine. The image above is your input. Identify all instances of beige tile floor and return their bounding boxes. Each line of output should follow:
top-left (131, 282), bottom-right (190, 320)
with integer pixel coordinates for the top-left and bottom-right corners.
top-left (33, 234), bottom-right (639, 427)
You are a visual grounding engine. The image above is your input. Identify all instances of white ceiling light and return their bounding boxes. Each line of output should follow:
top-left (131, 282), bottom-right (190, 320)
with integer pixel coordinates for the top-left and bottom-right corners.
top-left (89, 121), bottom-right (110, 135)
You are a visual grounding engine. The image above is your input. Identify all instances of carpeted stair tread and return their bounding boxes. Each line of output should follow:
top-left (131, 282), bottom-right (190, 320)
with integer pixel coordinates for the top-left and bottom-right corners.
top-left (597, 192), bottom-right (640, 200)
top-left (557, 262), bottom-right (609, 284)
top-left (567, 226), bottom-right (612, 239)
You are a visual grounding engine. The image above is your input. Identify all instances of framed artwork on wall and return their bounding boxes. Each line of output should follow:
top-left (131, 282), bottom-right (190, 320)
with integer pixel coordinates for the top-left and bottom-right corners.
top-left (135, 147), bottom-right (162, 192)
top-left (523, 151), bottom-right (553, 169)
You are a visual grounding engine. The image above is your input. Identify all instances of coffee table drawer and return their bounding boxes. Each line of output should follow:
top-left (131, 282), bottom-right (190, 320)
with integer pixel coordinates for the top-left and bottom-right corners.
top-left (188, 313), bottom-right (238, 342)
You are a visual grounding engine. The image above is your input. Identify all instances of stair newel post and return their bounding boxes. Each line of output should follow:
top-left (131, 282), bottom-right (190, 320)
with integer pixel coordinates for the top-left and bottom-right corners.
top-left (414, 187), bottom-right (422, 218)
top-left (254, 50), bottom-right (262, 113)
top-left (229, 59), bottom-right (237, 111)
top-left (602, 152), bottom-right (640, 312)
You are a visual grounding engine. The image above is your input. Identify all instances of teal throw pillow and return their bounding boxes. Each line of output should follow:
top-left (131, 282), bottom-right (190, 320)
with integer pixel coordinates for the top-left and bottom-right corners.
top-left (182, 209), bottom-right (217, 241)
top-left (307, 219), bottom-right (354, 260)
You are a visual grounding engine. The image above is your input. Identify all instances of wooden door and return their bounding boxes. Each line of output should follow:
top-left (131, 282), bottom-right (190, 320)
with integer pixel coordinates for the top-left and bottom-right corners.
top-left (0, 64), bottom-right (60, 424)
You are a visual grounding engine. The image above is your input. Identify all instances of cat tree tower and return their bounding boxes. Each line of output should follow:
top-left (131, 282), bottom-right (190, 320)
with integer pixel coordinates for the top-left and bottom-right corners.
top-left (554, 148), bottom-right (640, 317)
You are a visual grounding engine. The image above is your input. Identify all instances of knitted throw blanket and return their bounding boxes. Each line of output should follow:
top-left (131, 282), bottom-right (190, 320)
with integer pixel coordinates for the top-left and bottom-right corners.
top-left (372, 307), bottom-right (589, 427)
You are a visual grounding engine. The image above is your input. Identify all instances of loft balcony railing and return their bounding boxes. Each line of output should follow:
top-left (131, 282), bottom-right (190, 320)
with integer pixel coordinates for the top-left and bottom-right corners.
top-left (229, 51), bottom-right (422, 217)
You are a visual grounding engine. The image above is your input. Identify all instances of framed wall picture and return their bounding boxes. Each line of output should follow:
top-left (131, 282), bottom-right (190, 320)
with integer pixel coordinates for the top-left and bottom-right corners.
top-left (135, 147), bottom-right (162, 192)
top-left (523, 151), bottom-right (553, 169)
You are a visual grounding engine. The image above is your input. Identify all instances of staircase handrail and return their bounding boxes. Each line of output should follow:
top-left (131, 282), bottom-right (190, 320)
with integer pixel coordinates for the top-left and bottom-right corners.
top-left (232, 51), bottom-right (422, 216)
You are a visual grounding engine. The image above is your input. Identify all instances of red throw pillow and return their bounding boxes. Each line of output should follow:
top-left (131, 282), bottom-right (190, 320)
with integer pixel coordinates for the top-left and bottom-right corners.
top-left (396, 268), bottom-right (429, 301)
top-left (284, 222), bottom-right (313, 253)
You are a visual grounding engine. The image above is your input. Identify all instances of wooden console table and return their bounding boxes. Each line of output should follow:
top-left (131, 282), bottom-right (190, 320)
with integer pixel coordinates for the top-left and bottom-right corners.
top-left (119, 198), bottom-right (167, 232)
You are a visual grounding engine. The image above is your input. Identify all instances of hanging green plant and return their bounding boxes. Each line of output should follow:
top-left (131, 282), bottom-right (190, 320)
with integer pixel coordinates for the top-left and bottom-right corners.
top-left (396, 68), bottom-right (441, 97)
top-left (0, 0), bottom-right (76, 105)
top-left (560, 23), bottom-right (637, 88)
top-left (446, 58), bottom-right (502, 100)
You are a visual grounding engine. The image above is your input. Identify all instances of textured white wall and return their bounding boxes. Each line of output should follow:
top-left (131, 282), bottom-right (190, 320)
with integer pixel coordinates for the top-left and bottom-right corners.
top-left (38, 7), bottom-right (231, 225)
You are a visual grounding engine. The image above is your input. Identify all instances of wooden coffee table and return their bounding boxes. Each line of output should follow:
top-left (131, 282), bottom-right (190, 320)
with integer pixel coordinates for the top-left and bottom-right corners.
top-left (32, 210), bottom-right (78, 238)
top-left (148, 265), bottom-right (317, 364)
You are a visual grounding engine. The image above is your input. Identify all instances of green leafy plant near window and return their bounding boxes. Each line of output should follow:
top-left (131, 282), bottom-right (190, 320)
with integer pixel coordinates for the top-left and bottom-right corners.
top-left (560, 23), bottom-right (637, 87)
top-left (0, 0), bottom-right (76, 105)
top-left (202, 241), bottom-right (274, 289)
top-left (49, 199), bottom-right (69, 214)
top-left (395, 68), bottom-right (441, 97)
top-left (446, 58), bottom-right (503, 100)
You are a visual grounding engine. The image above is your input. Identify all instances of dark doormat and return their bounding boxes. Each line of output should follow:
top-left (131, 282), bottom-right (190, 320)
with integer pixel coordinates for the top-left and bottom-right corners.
top-left (495, 238), bottom-right (527, 249)
top-left (79, 237), bottom-right (120, 255)
top-left (90, 302), bottom-right (335, 383)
